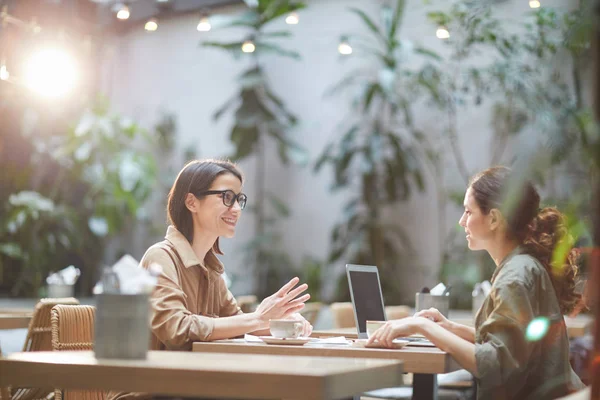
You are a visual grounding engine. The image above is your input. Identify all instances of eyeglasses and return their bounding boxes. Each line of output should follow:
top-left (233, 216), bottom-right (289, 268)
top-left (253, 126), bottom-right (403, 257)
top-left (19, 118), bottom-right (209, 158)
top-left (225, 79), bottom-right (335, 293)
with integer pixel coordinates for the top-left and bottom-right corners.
top-left (198, 190), bottom-right (247, 210)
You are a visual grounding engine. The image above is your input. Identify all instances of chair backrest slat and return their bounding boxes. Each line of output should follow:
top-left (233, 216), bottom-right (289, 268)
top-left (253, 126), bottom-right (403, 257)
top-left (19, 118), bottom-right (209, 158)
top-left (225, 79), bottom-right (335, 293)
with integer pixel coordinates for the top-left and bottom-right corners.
top-left (51, 305), bottom-right (105, 400)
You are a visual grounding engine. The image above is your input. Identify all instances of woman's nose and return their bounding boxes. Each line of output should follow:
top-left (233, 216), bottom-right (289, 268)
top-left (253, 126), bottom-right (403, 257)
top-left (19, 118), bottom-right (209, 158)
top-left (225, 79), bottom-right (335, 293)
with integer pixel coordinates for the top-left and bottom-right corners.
top-left (458, 214), bottom-right (466, 227)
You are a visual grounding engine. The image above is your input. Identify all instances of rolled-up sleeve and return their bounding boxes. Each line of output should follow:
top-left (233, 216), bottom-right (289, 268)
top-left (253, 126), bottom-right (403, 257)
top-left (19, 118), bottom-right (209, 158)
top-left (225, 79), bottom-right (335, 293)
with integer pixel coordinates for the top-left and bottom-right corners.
top-left (475, 282), bottom-right (535, 395)
top-left (142, 247), bottom-right (215, 349)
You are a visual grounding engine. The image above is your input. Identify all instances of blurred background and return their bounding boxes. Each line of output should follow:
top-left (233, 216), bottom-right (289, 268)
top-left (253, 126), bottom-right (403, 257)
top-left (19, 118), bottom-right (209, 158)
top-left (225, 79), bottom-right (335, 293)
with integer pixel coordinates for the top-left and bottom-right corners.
top-left (0, 0), bottom-right (595, 311)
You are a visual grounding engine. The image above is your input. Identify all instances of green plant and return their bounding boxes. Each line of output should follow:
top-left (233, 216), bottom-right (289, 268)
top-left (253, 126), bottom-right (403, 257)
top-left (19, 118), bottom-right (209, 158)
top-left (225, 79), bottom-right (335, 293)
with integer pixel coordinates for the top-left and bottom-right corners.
top-left (315, 0), bottom-right (439, 305)
top-left (202, 0), bottom-right (310, 299)
top-left (422, 1), bottom-right (597, 307)
top-left (0, 97), bottom-right (158, 296)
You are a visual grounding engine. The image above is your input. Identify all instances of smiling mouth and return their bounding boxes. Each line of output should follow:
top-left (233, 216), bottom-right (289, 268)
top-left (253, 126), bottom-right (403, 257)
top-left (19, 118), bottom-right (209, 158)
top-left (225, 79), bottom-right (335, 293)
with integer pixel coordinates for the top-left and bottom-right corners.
top-left (222, 217), bottom-right (237, 227)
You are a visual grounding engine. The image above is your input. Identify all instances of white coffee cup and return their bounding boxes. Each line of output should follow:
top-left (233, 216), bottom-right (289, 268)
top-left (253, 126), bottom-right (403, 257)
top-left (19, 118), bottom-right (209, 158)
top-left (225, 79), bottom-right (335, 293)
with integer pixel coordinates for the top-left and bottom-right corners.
top-left (366, 320), bottom-right (386, 338)
top-left (269, 319), bottom-right (303, 339)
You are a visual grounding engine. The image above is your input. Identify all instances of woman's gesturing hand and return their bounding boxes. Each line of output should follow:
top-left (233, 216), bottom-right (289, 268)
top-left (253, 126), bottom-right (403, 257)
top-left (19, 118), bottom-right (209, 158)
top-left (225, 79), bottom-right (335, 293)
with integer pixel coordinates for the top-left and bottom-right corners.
top-left (254, 277), bottom-right (310, 328)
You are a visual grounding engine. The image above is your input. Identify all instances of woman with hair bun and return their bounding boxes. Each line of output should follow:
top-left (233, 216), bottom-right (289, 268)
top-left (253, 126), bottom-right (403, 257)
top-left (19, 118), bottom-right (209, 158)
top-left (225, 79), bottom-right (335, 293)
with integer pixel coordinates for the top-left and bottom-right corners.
top-left (368, 166), bottom-right (585, 399)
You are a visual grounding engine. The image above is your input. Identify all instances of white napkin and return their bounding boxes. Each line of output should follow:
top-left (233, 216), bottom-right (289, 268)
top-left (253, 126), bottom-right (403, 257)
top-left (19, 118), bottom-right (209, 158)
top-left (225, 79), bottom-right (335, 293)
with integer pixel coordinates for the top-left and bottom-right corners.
top-left (93, 255), bottom-right (162, 295)
top-left (46, 265), bottom-right (80, 285)
top-left (430, 283), bottom-right (447, 295)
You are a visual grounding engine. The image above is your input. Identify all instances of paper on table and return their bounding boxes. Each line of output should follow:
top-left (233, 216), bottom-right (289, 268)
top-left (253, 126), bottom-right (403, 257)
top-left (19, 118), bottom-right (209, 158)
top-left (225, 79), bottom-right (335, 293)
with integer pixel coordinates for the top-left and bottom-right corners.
top-left (244, 334), bottom-right (264, 343)
top-left (312, 336), bottom-right (351, 345)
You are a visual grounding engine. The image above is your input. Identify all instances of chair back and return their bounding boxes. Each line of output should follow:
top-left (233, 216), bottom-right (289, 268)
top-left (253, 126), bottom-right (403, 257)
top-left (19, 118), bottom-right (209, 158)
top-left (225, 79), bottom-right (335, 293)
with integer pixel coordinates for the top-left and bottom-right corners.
top-left (23, 298), bottom-right (80, 352)
top-left (330, 302), bottom-right (356, 328)
top-left (0, 342), bottom-right (10, 400)
top-left (11, 298), bottom-right (80, 400)
top-left (300, 302), bottom-right (322, 326)
top-left (51, 305), bottom-right (105, 400)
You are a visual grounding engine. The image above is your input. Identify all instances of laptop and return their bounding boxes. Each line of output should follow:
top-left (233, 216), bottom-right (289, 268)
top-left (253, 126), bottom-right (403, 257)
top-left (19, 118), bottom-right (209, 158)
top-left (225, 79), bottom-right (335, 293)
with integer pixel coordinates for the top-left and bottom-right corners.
top-left (346, 264), bottom-right (386, 339)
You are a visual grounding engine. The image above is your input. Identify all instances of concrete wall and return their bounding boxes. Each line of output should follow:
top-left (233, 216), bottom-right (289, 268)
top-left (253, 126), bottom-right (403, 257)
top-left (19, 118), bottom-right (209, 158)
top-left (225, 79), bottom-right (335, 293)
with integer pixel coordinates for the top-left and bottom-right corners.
top-left (102, 0), bottom-right (571, 301)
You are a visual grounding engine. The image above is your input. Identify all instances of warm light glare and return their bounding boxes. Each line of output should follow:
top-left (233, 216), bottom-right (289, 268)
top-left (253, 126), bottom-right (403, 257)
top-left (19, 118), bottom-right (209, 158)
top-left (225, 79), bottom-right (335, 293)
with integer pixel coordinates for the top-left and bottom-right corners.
top-left (116, 5), bottom-right (130, 20)
top-left (145, 18), bottom-right (158, 31)
top-left (529, 0), bottom-right (541, 8)
top-left (0, 64), bottom-right (9, 81)
top-left (241, 40), bottom-right (255, 53)
top-left (285, 12), bottom-right (299, 25)
top-left (436, 26), bottom-right (450, 39)
top-left (338, 40), bottom-right (352, 55)
top-left (24, 48), bottom-right (78, 98)
top-left (197, 16), bottom-right (211, 32)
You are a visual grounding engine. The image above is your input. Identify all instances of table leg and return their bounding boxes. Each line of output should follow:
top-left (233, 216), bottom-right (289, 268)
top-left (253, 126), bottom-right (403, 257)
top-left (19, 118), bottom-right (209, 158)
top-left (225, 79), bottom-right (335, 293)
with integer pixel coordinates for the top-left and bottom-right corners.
top-left (412, 373), bottom-right (437, 400)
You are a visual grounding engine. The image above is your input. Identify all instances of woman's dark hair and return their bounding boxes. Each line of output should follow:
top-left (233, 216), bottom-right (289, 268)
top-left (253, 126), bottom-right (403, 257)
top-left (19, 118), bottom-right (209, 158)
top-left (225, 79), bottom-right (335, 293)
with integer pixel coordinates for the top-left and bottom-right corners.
top-left (469, 166), bottom-right (580, 314)
top-left (167, 159), bottom-right (243, 254)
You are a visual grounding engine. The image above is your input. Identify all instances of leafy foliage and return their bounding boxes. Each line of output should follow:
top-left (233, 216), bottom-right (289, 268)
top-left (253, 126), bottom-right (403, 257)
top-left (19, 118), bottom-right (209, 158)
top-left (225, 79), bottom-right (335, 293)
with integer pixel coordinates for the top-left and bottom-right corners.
top-left (203, 0), bottom-right (310, 298)
top-left (0, 98), bottom-right (158, 296)
top-left (315, 0), bottom-right (439, 304)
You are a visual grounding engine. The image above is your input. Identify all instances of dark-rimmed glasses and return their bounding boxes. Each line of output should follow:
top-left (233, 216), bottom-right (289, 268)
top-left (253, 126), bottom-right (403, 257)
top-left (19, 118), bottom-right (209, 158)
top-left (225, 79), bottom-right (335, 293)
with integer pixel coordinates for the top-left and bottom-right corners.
top-left (198, 190), bottom-right (247, 210)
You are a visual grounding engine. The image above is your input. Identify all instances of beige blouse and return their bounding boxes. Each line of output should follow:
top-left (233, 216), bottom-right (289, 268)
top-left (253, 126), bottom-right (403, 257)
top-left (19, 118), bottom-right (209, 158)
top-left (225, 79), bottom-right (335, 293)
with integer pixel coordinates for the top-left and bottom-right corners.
top-left (108, 225), bottom-right (242, 400)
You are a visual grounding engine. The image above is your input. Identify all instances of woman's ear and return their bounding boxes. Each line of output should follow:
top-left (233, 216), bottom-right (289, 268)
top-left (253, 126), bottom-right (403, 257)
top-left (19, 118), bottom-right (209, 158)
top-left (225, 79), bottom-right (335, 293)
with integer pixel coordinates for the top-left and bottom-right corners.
top-left (488, 208), bottom-right (502, 231)
top-left (185, 193), bottom-right (197, 213)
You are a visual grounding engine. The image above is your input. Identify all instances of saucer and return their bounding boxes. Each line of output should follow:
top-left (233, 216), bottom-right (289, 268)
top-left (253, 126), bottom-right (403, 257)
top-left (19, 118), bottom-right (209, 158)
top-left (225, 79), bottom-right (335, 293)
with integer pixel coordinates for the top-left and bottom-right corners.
top-left (259, 336), bottom-right (312, 346)
top-left (351, 339), bottom-right (409, 349)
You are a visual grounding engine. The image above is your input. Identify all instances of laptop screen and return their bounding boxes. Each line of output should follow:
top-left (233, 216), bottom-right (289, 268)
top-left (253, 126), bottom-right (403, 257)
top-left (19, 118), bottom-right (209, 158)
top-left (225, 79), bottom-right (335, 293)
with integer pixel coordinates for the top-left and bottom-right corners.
top-left (347, 266), bottom-right (386, 337)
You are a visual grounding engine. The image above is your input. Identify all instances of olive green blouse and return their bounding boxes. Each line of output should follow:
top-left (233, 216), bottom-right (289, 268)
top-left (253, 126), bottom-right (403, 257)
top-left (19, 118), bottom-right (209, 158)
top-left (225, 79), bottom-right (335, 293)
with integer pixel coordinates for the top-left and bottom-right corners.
top-left (474, 247), bottom-right (584, 399)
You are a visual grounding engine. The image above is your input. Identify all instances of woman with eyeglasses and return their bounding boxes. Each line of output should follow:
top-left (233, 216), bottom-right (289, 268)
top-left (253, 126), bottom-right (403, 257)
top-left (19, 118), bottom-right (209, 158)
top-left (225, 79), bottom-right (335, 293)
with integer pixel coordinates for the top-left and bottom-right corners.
top-left (109, 159), bottom-right (311, 400)
top-left (367, 166), bottom-right (584, 399)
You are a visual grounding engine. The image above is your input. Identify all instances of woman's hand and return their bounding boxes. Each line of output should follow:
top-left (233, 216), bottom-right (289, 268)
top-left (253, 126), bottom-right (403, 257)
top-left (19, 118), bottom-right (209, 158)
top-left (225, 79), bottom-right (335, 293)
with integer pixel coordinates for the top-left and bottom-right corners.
top-left (366, 317), bottom-right (427, 348)
top-left (287, 312), bottom-right (313, 337)
top-left (254, 277), bottom-right (310, 328)
top-left (414, 307), bottom-right (452, 331)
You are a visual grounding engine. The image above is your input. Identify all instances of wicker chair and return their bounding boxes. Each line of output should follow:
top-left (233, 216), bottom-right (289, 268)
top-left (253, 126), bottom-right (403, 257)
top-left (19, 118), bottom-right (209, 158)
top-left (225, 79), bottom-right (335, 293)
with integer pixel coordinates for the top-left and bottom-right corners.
top-left (50, 305), bottom-right (104, 400)
top-left (0, 342), bottom-right (10, 400)
top-left (300, 302), bottom-right (322, 326)
top-left (11, 298), bottom-right (80, 400)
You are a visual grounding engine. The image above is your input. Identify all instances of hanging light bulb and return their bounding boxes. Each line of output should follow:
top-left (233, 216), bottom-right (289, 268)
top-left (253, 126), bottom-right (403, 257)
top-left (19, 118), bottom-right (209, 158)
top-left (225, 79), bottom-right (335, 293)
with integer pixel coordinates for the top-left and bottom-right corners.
top-left (285, 12), bottom-right (299, 25)
top-left (197, 15), bottom-right (211, 32)
top-left (436, 26), bottom-right (450, 39)
top-left (529, 0), bottom-right (541, 8)
top-left (241, 40), bottom-right (255, 53)
top-left (0, 60), bottom-right (9, 81)
top-left (145, 18), bottom-right (158, 31)
top-left (116, 4), bottom-right (130, 20)
top-left (338, 37), bottom-right (352, 55)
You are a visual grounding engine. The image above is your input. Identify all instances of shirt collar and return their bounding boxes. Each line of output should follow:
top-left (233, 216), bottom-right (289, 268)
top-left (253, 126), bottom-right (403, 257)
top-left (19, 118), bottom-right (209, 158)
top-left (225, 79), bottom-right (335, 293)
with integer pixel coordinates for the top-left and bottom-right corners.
top-left (491, 245), bottom-right (523, 284)
top-left (165, 225), bottom-right (224, 275)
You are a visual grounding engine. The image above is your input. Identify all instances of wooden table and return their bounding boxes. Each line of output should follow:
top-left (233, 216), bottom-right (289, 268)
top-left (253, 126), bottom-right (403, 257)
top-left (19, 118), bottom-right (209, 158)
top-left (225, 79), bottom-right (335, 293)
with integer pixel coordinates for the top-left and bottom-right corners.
top-left (0, 311), bottom-right (32, 330)
top-left (193, 340), bottom-right (460, 400)
top-left (0, 350), bottom-right (404, 400)
top-left (314, 311), bottom-right (594, 339)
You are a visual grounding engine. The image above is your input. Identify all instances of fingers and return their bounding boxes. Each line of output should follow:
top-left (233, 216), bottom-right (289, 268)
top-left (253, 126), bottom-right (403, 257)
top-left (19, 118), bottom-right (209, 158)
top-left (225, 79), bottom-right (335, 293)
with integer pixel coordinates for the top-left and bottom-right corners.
top-left (275, 277), bottom-right (300, 296)
top-left (285, 293), bottom-right (310, 308)
top-left (283, 283), bottom-right (308, 302)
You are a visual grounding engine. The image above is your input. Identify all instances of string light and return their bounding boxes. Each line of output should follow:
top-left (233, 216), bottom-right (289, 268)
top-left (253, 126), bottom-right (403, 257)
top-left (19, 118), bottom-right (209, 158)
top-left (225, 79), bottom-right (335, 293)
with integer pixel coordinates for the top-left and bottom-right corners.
top-left (436, 26), bottom-right (450, 39)
top-left (197, 15), bottom-right (211, 32)
top-left (145, 18), bottom-right (158, 31)
top-left (338, 36), bottom-right (352, 55)
top-left (116, 4), bottom-right (130, 20)
top-left (241, 40), bottom-right (256, 53)
top-left (529, 0), bottom-right (541, 8)
top-left (285, 12), bottom-right (299, 25)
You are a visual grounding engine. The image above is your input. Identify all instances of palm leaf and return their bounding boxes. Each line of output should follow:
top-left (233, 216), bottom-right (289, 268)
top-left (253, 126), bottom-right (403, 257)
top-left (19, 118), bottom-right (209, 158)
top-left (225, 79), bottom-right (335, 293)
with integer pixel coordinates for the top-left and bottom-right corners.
top-left (388, 0), bottom-right (406, 40)
top-left (349, 8), bottom-right (386, 43)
